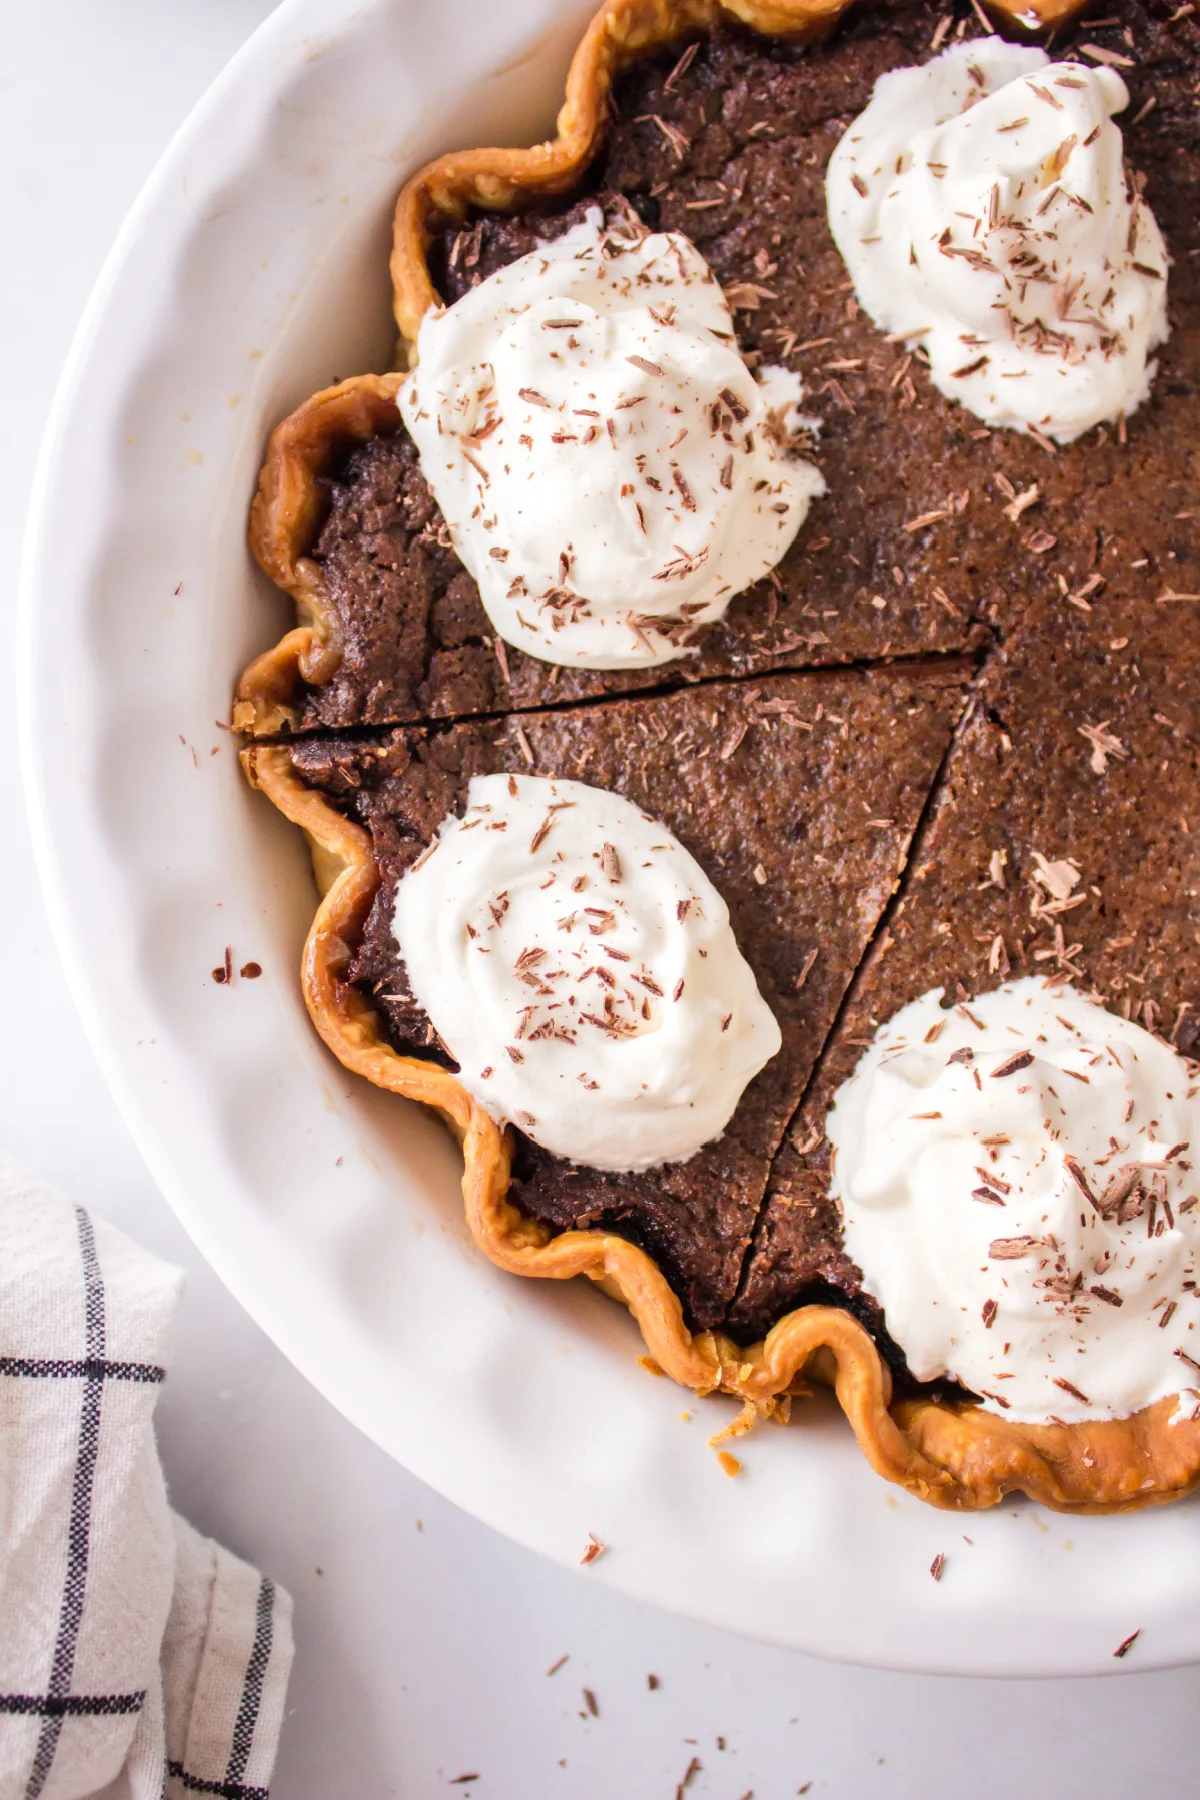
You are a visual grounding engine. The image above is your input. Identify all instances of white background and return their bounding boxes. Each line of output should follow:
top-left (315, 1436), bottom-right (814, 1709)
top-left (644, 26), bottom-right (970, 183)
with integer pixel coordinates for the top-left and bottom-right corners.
top-left (2, 4), bottom-right (1199, 1795)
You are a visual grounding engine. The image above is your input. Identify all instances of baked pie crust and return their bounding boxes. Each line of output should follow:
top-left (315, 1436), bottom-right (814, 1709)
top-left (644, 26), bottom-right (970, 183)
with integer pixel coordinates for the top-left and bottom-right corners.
top-left (238, 0), bottom-right (1200, 1511)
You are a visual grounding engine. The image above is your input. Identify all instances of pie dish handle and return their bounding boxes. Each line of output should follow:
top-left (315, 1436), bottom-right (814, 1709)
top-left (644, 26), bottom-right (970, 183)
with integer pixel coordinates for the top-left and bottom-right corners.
top-left (388, 0), bottom-right (1091, 350)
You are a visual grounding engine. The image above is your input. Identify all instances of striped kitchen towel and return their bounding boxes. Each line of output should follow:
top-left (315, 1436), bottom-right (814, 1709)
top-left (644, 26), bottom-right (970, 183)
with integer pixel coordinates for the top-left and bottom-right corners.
top-left (0, 1161), bottom-right (293, 1800)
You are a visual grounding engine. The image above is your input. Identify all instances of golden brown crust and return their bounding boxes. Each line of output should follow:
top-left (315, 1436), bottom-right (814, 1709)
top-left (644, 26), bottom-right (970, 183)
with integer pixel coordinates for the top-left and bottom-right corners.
top-left (894, 1395), bottom-right (1200, 1514)
top-left (235, 374), bottom-right (404, 735)
top-left (243, 742), bottom-right (1200, 1512)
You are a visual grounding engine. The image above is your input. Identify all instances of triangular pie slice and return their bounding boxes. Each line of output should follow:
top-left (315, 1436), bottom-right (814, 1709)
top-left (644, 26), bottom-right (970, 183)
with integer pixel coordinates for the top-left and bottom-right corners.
top-left (246, 661), bottom-right (968, 1330)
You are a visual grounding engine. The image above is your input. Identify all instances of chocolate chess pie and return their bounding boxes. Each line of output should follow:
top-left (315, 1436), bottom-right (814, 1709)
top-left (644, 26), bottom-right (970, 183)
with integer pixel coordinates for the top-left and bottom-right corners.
top-left (238, 0), bottom-right (1200, 1512)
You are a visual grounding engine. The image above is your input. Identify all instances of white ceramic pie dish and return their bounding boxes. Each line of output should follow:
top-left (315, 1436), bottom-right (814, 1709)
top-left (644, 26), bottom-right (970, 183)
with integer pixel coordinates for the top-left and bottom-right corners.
top-left (18, 0), bottom-right (1200, 1674)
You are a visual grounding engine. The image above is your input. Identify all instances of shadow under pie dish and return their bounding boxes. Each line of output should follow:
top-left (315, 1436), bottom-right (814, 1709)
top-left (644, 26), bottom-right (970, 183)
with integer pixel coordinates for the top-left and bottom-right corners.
top-left (237, 0), bottom-right (1200, 1512)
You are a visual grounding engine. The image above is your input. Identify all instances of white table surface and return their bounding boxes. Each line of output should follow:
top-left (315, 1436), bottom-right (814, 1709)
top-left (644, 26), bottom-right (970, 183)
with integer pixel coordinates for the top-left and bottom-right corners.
top-left (3, 4), bottom-right (1198, 1795)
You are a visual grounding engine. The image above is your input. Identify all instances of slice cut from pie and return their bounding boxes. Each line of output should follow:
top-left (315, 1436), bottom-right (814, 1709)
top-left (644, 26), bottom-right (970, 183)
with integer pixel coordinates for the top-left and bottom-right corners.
top-left (247, 661), bottom-right (969, 1327)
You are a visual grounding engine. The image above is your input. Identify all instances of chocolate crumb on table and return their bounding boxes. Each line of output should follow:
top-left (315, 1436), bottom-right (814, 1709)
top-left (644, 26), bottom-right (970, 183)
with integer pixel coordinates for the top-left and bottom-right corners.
top-left (676, 1754), bottom-right (703, 1797)
top-left (286, 662), bottom-right (968, 1327)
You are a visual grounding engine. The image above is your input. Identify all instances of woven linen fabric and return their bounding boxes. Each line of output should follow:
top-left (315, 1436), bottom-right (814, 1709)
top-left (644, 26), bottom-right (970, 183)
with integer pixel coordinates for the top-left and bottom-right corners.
top-left (0, 1160), bottom-right (293, 1800)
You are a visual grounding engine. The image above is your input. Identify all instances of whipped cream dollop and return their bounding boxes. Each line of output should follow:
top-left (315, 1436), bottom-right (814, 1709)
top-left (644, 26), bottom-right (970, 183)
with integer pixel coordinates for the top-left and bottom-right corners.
top-left (393, 773), bottom-right (781, 1170)
top-left (399, 210), bottom-right (823, 669)
top-left (827, 38), bottom-right (1169, 442)
top-left (827, 979), bottom-right (1200, 1425)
